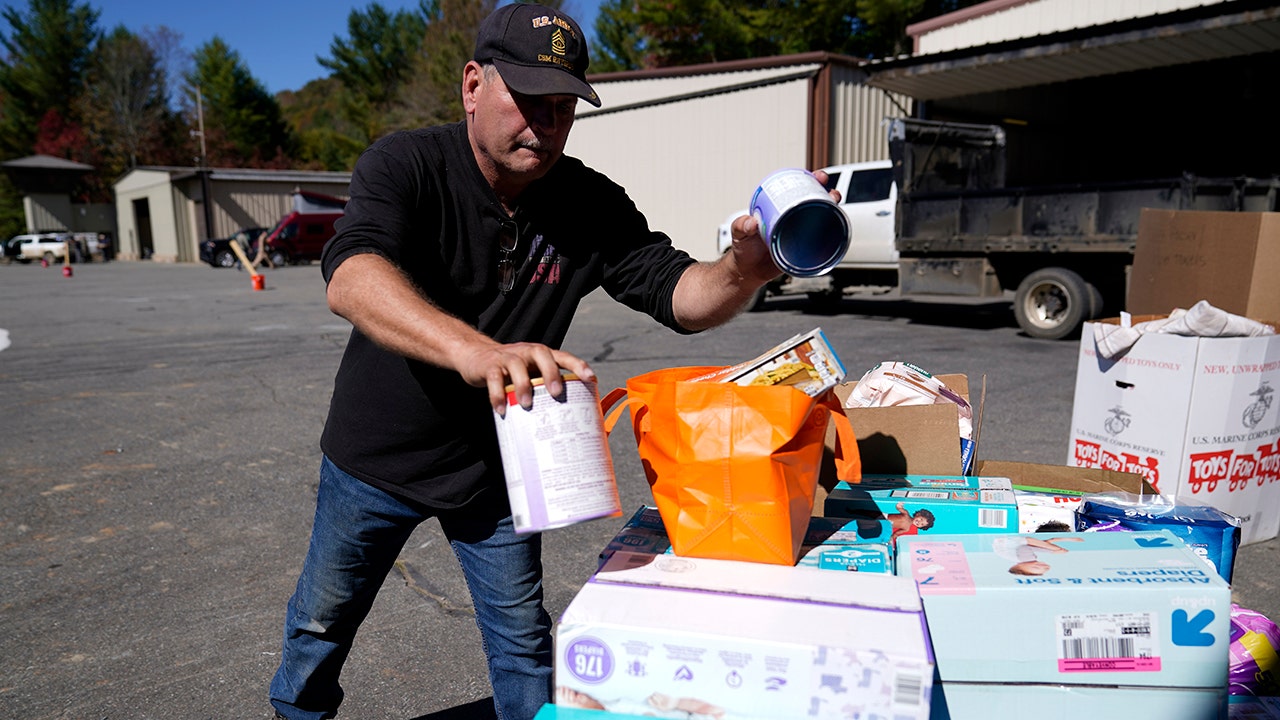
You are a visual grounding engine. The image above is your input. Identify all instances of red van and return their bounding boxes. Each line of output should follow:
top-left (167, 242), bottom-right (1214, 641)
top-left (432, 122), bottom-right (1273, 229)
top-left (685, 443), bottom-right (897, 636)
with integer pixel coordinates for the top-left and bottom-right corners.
top-left (263, 190), bottom-right (346, 266)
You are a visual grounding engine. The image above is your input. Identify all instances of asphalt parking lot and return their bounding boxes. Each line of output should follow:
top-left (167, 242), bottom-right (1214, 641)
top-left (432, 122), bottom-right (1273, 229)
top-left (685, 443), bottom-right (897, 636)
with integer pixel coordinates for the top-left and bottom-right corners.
top-left (2, 260), bottom-right (1277, 719)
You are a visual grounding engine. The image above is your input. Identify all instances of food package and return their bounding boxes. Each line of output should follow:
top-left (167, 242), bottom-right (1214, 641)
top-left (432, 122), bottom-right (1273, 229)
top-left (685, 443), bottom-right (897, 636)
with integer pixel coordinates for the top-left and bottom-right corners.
top-left (689, 327), bottom-right (846, 397)
top-left (845, 361), bottom-right (975, 472)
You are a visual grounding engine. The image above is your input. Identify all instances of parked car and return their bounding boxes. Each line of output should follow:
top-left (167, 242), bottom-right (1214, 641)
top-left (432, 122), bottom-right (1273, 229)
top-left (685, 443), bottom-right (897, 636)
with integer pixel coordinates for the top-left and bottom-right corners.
top-left (200, 227), bottom-right (269, 268)
top-left (258, 209), bottom-right (343, 266)
top-left (6, 232), bottom-right (72, 263)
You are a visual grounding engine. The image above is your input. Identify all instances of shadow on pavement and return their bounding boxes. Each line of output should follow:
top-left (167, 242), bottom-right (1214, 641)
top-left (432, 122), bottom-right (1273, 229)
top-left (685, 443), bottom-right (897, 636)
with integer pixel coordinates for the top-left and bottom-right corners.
top-left (411, 697), bottom-right (498, 720)
top-left (756, 294), bottom-right (1019, 331)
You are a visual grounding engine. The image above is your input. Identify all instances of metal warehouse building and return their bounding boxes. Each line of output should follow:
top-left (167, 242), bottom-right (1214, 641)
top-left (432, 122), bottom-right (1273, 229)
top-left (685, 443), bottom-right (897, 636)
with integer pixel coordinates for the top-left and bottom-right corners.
top-left (75, 0), bottom-right (1278, 267)
top-left (570, 54), bottom-right (914, 260)
top-left (862, 0), bottom-right (1280, 188)
top-left (112, 167), bottom-right (351, 262)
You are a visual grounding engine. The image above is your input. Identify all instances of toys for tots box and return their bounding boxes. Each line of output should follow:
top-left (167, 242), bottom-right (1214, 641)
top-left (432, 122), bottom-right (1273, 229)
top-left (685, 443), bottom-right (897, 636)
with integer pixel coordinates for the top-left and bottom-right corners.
top-left (1068, 320), bottom-right (1280, 544)
top-left (897, 530), bottom-right (1230, 720)
top-left (555, 551), bottom-right (933, 720)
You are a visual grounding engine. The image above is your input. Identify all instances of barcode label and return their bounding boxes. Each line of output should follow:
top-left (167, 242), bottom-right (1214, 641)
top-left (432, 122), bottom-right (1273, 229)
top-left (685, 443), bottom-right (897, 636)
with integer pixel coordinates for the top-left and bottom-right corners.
top-left (893, 671), bottom-right (922, 706)
top-left (894, 490), bottom-right (948, 500)
top-left (1062, 636), bottom-right (1138, 659)
top-left (978, 508), bottom-right (1007, 528)
top-left (1057, 612), bottom-right (1160, 672)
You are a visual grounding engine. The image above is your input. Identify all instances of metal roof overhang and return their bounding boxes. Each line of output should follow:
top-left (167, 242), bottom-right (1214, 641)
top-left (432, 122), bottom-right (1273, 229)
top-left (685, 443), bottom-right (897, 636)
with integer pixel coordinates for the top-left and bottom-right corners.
top-left (865, 2), bottom-right (1280, 100)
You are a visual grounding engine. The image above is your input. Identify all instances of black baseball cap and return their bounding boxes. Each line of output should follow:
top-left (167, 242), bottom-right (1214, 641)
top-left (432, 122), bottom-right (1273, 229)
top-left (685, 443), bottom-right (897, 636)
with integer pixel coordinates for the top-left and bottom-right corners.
top-left (474, 3), bottom-right (601, 107)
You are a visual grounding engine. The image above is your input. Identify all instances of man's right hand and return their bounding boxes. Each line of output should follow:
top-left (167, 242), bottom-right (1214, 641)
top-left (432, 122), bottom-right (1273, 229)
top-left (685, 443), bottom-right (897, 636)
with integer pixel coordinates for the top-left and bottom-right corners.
top-left (456, 341), bottom-right (595, 415)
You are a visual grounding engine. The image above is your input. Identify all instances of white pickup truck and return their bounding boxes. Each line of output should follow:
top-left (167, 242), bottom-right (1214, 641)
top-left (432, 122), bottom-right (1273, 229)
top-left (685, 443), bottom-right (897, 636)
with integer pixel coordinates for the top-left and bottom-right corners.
top-left (724, 120), bottom-right (1280, 340)
top-left (717, 160), bottom-right (899, 309)
top-left (6, 232), bottom-right (70, 263)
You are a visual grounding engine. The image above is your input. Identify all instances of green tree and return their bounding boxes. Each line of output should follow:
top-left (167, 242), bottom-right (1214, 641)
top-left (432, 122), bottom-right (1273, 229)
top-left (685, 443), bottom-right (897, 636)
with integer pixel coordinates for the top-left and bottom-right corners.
top-left (185, 37), bottom-right (294, 167)
top-left (386, 0), bottom-right (495, 131)
top-left (590, 0), bottom-right (644, 73)
top-left (0, 0), bottom-right (100, 157)
top-left (591, 0), bottom-right (982, 70)
top-left (279, 77), bottom-right (366, 170)
top-left (320, 1), bottom-right (427, 142)
top-left (78, 25), bottom-right (178, 174)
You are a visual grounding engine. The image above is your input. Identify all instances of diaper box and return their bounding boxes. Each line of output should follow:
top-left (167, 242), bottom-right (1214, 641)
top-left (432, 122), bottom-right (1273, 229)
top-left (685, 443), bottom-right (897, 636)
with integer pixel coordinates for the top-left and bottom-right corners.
top-left (824, 476), bottom-right (1018, 538)
top-left (898, 530), bottom-right (1230, 720)
top-left (796, 516), bottom-right (895, 573)
top-left (601, 506), bottom-right (894, 573)
top-left (534, 704), bottom-right (658, 720)
top-left (556, 551), bottom-right (934, 720)
top-left (599, 506), bottom-right (672, 561)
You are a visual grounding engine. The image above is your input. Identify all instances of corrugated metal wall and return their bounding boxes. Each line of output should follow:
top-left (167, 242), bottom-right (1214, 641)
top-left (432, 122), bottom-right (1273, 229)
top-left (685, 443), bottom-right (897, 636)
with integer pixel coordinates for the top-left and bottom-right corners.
top-left (571, 78), bottom-right (812, 261)
top-left (570, 61), bottom-right (909, 262)
top-left (21, 193), bottom-right (71, 231)
top-left (918, 0), bottom-right (1222, 54)
top-left (208, 180), bottom-right (351, 240)
top-left (827, 66), bottom-right (915, 166)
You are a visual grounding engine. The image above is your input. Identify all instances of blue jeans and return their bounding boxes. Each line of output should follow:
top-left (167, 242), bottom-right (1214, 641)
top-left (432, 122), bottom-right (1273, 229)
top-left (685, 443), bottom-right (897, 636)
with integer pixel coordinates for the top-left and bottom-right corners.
top-left (269, 456), bottom-right (552, 720)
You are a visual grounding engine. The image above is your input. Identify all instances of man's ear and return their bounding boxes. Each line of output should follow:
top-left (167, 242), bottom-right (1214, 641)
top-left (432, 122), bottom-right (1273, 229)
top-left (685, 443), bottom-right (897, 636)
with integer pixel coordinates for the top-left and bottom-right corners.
top-left (462, 61), bottom-right (483, 114)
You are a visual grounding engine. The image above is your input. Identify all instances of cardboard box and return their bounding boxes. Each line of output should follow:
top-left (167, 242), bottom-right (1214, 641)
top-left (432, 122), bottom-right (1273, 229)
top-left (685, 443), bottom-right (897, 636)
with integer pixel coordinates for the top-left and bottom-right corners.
top-left (555, 551), bottom-right (934, 720)
top-left (1128, 209), bottom-right (1280, 319)
top-left (824, 476), bottom-right (1018, 538)
top-left (817, 373), bottom-right (986, 514)
top-left (975, 459), bottom-right (1154, 496)
top-left (973, 460), bottom-right (1156, 532)
top-left (898, 530), bottom-right (1230, 720)
top-left (600, 506), bottom-right (895, 573)
top-left (1068, 319), bottom-right (1280, 544)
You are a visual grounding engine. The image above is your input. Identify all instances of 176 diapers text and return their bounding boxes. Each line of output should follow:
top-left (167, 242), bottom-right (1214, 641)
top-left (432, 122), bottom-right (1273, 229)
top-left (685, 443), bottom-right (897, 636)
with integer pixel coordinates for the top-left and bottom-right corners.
top-left (1073, 437), bottom-right (1280, 496)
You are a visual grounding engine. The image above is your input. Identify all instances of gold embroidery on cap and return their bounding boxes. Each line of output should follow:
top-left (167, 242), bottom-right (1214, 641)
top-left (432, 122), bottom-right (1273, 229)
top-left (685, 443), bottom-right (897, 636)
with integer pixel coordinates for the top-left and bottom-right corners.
top-left (550, 28), bottom-right (566, 57)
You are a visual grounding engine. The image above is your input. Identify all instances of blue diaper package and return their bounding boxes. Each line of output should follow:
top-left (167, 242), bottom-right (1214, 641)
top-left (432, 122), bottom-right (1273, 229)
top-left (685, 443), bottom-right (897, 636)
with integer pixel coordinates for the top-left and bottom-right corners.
top-left (1075, 493), bottom-right (1242, 583)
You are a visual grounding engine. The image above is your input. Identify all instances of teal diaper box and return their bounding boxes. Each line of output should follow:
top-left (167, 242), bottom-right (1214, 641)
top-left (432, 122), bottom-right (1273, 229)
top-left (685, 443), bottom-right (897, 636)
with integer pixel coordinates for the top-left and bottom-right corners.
top-left (824, 476), bottom-right (1018, 540)
top-left (898, 530), bottom-right (1230, 720)
top-left (601, 506), bottom-right (894, 573)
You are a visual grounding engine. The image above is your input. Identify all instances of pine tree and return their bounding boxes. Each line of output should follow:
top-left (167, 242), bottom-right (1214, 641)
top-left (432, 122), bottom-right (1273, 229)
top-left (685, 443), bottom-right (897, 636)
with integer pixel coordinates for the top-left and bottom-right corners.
top-left (185, 37), bottom-right (294, 167)
top-left (0, 0), bottom-right (100, 157)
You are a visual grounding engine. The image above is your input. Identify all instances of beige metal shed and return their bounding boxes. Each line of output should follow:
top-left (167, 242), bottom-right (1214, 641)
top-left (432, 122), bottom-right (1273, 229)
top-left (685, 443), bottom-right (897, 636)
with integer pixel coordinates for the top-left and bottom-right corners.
top-left (112, 167), bottom-right (351, 263)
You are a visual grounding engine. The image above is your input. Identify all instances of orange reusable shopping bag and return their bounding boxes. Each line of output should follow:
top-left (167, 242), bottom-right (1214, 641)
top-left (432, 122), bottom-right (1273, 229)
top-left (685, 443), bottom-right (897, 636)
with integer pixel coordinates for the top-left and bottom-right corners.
top-left (601, 366), bottom-right (861, 566)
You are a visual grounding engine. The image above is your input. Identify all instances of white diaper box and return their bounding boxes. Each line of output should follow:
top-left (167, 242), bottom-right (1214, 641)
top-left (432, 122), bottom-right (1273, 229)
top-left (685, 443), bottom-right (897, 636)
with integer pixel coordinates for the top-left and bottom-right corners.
top-left (555, 551), bottom-right (934, 720)
top-left (897, 530), bottom-right (1230, 720)
top-left (1068, 320), bottom-right (1280, 544)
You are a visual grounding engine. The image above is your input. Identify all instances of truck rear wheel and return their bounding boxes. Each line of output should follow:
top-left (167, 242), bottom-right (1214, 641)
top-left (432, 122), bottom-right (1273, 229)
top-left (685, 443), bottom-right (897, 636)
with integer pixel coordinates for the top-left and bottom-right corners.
top-left (1013, 267), bottom-right (1103, 340)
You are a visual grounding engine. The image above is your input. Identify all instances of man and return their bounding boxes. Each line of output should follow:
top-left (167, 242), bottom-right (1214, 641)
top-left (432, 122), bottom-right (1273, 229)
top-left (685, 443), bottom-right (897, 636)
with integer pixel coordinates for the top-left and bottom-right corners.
top-left (268, 4), bottom-right (832, 719)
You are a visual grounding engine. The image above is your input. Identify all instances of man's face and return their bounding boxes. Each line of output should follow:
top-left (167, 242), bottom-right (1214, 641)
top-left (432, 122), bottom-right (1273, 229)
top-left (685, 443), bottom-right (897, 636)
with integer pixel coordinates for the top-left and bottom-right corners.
top-left (465, 63), bottom-right (577, 187)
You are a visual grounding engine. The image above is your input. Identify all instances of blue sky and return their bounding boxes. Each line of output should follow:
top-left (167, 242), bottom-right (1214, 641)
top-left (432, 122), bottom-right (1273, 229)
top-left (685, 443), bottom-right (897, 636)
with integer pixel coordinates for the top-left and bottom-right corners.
top-left (3, 0), bottom-right (606, 95)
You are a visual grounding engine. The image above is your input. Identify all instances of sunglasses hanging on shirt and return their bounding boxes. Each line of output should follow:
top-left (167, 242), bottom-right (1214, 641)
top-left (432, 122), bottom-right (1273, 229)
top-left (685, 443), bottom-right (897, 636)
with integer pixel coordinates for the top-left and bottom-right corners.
top-left (497, 219), bottom-right (520, 294)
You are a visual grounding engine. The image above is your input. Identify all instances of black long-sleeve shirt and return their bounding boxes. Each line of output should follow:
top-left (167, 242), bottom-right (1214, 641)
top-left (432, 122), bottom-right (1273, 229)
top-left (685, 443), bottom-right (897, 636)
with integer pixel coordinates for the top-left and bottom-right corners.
top-left (319, 121), bottom-right (697, 508)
